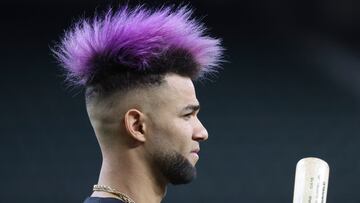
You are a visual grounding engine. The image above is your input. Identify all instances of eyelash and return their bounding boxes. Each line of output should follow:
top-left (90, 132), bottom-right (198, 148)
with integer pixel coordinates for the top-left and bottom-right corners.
top-left (183, 112), bottom-right (197, 120)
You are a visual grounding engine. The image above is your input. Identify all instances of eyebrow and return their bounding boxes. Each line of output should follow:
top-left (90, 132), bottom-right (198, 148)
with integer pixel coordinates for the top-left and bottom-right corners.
top-left (182, 104), bottom-right (200, 113)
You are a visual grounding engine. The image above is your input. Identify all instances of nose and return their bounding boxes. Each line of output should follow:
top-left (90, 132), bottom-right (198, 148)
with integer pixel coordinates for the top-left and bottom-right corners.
top-left (192, 117), bottom-right (208, 141)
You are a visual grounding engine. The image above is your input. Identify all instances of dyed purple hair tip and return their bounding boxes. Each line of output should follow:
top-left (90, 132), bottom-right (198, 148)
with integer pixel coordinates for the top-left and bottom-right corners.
top-left (53, 5), bottom-right (224, 86)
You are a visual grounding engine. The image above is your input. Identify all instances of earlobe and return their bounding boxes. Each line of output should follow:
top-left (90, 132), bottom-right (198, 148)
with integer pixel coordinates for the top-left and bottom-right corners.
top-left (124, 109), bottom-right (146, 142)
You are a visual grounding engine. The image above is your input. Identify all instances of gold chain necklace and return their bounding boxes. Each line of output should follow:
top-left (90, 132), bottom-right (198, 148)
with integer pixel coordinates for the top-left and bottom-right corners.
top-left (93, 184), bottom-right (135, 203)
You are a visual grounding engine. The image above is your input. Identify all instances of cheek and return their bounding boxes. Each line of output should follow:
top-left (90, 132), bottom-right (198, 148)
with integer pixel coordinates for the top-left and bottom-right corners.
top-left (147, 117), bottom-right (193, 154)
top-left (171, 120), bottom-right (193, 150)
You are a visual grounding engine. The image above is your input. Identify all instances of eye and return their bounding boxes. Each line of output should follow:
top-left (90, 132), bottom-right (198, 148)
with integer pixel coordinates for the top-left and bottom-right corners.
top-left (183, 113), bottom-right (192, 120)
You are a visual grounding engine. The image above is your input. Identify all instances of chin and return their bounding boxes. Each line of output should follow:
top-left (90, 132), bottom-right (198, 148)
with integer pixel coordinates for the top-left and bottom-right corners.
top-left (187, 157), bottom-right (198, 166)
top-left (154, 151), bottom-right (197, 185)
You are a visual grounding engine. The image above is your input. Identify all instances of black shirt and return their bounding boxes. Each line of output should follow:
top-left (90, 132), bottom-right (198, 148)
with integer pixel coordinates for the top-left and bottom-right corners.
top-left (84, 197), bottom-right (125, 203)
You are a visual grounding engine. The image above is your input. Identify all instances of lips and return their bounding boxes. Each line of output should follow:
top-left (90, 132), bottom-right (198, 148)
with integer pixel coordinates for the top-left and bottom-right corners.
top-left (191, 148), bottom-right (200, 154)
top-left (190, 148), bottom-right (200, 163)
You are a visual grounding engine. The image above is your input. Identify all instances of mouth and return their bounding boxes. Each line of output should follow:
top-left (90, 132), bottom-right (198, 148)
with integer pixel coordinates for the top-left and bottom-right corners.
top-left (191, 148), bottom-right (200, 154)
top-left (190, 148), bottom-right (200, 159)
top-left (189, 148), bottom-right (200, 164)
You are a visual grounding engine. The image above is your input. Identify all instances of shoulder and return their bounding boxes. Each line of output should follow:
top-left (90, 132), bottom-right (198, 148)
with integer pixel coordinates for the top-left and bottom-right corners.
top-left (83, 197), bottom-right (125, 203)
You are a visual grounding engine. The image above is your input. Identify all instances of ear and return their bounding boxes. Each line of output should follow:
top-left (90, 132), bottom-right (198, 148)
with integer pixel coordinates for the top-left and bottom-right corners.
top-left (124, 109), bottom-right (146, 142)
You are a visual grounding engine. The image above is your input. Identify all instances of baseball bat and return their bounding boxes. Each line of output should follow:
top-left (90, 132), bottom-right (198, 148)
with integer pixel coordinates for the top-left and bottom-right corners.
top-left (292, 157), bottom-right (330, 203)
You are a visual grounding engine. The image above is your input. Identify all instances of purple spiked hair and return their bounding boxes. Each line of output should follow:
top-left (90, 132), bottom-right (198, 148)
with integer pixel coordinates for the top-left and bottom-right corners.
top-left (53, 5), bottom-right (223, 93)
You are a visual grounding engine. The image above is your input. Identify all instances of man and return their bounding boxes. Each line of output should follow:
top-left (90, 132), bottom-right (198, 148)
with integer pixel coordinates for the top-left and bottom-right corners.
top-left (53, 5), bottom-right (223, 203)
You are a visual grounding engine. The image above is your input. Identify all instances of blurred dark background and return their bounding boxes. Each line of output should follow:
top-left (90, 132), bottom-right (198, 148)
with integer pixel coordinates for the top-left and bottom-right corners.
top-left (1, 0), bottom-right (360, 202)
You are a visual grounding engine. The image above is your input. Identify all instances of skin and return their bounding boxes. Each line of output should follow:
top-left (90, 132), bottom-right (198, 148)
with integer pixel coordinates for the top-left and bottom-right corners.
top-left (86, 73), bottom-right (208, 203)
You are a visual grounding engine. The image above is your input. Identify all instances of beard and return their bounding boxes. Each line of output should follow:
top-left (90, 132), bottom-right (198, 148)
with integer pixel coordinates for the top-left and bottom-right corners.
top-left (153, 151), bottom-right (197, 185)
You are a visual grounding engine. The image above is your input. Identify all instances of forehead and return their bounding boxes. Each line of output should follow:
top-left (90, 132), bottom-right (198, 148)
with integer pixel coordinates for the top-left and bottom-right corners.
top-left (165, 74), bottom-right (196, 96)
top-left (151, 74), bottom-right (198, 110)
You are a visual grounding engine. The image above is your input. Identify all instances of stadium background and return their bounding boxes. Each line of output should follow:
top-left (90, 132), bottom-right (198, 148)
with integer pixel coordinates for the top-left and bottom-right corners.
top-left (1, 0), bottom-right (360, 202)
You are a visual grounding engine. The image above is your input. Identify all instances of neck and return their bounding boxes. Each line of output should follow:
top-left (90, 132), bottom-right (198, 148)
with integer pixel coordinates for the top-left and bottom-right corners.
top-left (91, 150), bottom-right (167, 203)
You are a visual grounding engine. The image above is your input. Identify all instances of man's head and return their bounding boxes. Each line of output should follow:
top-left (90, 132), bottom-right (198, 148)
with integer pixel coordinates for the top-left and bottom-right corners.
top-left (53, 5), bottom-right (222, 185)
top-left (86, 73), bottom-right (207, 184)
